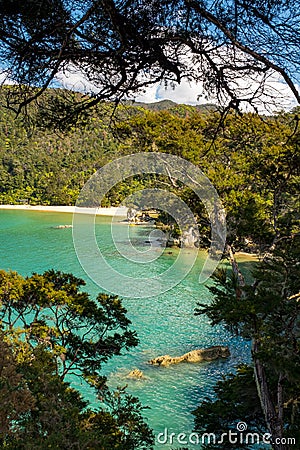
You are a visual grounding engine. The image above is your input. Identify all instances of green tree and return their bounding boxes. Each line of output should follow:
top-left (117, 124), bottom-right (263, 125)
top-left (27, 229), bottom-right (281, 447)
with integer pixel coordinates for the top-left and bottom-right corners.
top-left (193, 365), bottom-right (266, 450)
top-left (0, 269), bottom-right (154, 449)
top-left (0, 330), bottom-right (35, 441)
top-left (195, 235), bottom-right (300, 449)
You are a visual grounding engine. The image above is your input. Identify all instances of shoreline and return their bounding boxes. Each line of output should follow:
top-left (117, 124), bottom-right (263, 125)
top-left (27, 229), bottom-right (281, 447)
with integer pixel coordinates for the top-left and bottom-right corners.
top-left (0, 205), bottom-right (260, 258)
top-left (0, 204), bottom-right (128, 216)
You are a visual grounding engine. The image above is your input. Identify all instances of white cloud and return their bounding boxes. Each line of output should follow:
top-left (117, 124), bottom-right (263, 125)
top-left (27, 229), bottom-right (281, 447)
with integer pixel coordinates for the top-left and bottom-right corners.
top-left (53, 56), bottom-right (300, 114)
top-left (129, 45), bottom-right (300, 113)
top-left (0, 71), bottom-right (16, 85)
top-left (155, 80), bottom-right (205, 105)
top-left (55, 65), bottom-right (100, 94)
top-left (132, 83), bottom-right (162, 104)
top-left (132, 78), bottom-right (207, 105)
top-left (243, 74), bottom-right (298, 114)
top-left (131, 73), bottom-right (298, 114)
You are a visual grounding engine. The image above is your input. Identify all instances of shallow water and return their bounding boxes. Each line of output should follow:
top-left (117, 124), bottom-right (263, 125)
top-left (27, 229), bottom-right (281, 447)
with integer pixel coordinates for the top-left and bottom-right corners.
top-left (0, 210), bottom-right (252, 448)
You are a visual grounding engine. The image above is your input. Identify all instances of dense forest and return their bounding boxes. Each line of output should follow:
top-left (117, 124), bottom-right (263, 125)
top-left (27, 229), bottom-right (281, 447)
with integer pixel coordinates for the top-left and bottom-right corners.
top-left (0, 88), bottom-right (299, 253)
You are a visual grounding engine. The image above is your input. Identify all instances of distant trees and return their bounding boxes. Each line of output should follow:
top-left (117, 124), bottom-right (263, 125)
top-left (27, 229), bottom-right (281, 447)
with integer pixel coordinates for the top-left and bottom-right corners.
top-left (0, 94), bottom-right (299, 256)
top-left (0, 269), bottom-right (154, 449)
top-left (114, 105), bottom-right (300, 253)
top-left (0, 1), bottom-right (300, 124)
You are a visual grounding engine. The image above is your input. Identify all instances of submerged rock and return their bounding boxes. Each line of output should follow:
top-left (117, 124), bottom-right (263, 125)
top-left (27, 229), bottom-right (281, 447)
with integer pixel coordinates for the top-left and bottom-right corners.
top-left (53, 224), bottom-right (73, 229)
top-left (166, 237), bottom-right (180, 247)
top-left (148, 345), bottom-right (230, 367)
top-left (126, 368), bottom-right (147, 379)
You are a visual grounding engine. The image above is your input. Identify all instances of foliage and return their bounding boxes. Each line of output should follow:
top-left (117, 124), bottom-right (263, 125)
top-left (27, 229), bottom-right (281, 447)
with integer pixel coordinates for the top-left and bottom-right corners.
top-left (0, 92), bottom-right (299, 253)
top-left (0, 269), bottom-right (154, 449)
top-left (0, 330), bottom-right (35, 439)
top-left (193, 365), bottom-right (266, 449)
top-left (194, 236), bottom-right (300, 448)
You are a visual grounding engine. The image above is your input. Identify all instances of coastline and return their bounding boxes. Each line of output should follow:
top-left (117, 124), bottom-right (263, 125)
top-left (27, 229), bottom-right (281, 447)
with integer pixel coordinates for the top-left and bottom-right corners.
top-left (0, 205), bottom-right (260, 258)
top-left (0, 204), bottom-right (128, 216)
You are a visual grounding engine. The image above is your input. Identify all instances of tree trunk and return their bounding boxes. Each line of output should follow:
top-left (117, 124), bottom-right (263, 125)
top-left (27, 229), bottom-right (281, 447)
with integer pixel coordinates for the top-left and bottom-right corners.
top-left (252, 340), bottom-right (285, 450)
top-left (227, 245), bottom-right (286, 449)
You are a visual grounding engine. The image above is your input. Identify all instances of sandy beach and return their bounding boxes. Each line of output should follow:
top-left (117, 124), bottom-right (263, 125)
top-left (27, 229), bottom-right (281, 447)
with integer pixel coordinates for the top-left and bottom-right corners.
top-left (0, 204), bottom-right (128, 216)
top-left (235, 251), bottom-right (258, 260)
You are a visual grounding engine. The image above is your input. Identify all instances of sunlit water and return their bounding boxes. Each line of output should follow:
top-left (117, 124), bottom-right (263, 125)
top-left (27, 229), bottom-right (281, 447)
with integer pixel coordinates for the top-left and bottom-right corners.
top-left (0, 210), bottom-right (252, 448)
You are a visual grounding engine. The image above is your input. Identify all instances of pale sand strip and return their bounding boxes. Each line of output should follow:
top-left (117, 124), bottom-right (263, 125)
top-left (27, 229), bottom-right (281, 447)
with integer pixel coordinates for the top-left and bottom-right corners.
top-left (0, 205), bottom-right (128, 216)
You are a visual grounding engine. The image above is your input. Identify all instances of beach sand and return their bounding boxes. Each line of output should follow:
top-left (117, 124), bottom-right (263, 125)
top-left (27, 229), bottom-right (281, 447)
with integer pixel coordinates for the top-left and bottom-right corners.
top-left (0, 204), bottom-right (128, 216)
top-left (235, 251), bottom-right (258, 260)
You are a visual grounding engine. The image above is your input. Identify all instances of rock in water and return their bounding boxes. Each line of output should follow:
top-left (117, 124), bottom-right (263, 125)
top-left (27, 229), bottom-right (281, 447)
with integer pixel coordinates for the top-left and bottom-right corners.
top-left (148, 346), bottom-right (230, 367)
top-left (126, 368), bottom-right (146, 379)
top-left (53, 224), bottom-right (73, 229)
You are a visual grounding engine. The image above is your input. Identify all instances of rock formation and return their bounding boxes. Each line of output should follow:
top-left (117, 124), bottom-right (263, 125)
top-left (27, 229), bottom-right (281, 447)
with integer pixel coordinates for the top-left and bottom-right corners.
top-left (126, 368), bottom-right (147, 379)
top-left (148, 345), bottom-right (230, 367)
top-left (181, 226), bottom-right (199, 248)
top-left (127, 207), bottom-right (138, 223)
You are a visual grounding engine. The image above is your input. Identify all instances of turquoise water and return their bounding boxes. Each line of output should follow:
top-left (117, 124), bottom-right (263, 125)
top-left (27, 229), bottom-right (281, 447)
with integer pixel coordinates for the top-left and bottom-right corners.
top-left (0, 210), bottom-right (251, 448)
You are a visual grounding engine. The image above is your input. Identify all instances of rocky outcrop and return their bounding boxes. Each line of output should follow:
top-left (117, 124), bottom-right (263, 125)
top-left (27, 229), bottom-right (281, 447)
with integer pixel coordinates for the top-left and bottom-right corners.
top-left (127, 207), bottom-right (138, 222)
top-left (126, 368), bottom-right (147, 379)
top-left (148, 346), bottom-right (230, 367)
top-left (181, 226), bottom-right (199, 248)
top-left (166, 236), bottom-right (180, 247)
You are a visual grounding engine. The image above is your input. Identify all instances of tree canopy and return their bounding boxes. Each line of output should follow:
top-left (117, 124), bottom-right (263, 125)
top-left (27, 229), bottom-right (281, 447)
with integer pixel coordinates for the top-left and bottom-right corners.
top-left (0, 269), bottom-right (154, 449)
top-left (194, 235), bottom-right (300, 449)
top-left (0, 0), bottom-right (300, 124)
top-left (1, 94), bottom-right (299, 255)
